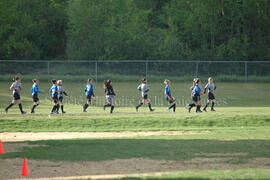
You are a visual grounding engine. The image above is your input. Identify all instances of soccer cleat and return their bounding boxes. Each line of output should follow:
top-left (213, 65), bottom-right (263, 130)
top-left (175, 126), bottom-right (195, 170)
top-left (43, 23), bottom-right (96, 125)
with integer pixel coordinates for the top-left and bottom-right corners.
top-left (150, 109), bottom-right (155, 112)
top-left (21, 111), bottom-right (27, 114)
top-left (4, 108), bottom-right (8, 114)
top-left (136, 106), bottom-right (139, 112)
top-left (31, 111), bottom-right (35, 114)
top-left (211, 109), bottom-right (216, 112)
top-left (203, 108), bottom-right (207, 112)
top-left (83, 110), bottom-right (87, 112)
top-left (62, 111), bottom-right (66, 114)
top-left (196, 110), bottom-right (203, 113)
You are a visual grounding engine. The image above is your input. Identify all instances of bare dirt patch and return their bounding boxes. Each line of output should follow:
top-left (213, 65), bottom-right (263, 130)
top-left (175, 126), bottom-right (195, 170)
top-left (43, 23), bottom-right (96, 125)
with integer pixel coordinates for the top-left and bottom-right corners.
top-left (3, 143), bottom-right (46, 153)
top-left (1, 157), bottom-right (270, 180)
top-left (0, 131), bottom-right (208, 142)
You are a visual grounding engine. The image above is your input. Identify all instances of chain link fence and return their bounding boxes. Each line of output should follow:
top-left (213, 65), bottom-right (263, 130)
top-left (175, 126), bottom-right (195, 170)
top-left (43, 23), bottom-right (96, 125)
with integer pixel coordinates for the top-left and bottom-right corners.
top-left (0, 60), bottom-right (269, 82)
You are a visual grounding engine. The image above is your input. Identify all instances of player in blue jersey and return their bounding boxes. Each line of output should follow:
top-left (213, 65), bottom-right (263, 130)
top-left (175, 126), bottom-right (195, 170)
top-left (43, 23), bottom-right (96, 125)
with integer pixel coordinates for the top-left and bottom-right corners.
top-left (164, 79), bottom-right (176, 112)
top-left (186, 78), bottom-right (202, 113)
top-left (49, 79), bottom-right (59, 114)
top-left (31, 79), bottom-right (42, 113)
top-left (5, 76), bottom-right (26, 114)
top-left (83, 79), bottom-right (95, 112)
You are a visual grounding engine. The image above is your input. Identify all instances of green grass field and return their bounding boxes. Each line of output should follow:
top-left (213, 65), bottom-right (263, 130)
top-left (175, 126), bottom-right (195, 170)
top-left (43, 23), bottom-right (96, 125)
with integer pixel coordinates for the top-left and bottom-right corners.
top-left (0, 81), bottom-right (270, 179)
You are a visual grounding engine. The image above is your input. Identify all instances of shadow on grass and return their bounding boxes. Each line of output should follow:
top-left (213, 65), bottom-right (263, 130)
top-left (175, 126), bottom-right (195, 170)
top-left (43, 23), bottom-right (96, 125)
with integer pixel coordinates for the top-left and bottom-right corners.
top-left (1, 139), bottom-right (270, 164)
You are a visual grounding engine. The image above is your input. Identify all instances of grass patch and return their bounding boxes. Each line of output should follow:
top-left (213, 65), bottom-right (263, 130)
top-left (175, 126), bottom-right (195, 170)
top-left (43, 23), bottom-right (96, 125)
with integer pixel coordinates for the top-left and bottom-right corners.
top-left (0, 107), bottom-right (270, 132)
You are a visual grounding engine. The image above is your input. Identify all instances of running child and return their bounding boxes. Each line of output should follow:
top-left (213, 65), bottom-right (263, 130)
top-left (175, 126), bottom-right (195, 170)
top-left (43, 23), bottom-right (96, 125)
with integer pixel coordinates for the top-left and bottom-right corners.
top-left (103, 79), bottom-right (115, 114)
top-left (136, 78), bottom-right (155, 112)
top-left (186, 78), bottom-right (202, 113)
top-left (31, 79), bottom-right (42, 113)
top-left (49, 79), bottom-right (59, 114)
top-left (164, 79), bottom-right (176, 112)
top-left (5, 76), bottom-right (26, 114)
top-left (83, 79), bottom-right (95, 112)
top-left (57, 80), bottom-right (68, 114)
top-left (203, 77), bottom-right (217, 112)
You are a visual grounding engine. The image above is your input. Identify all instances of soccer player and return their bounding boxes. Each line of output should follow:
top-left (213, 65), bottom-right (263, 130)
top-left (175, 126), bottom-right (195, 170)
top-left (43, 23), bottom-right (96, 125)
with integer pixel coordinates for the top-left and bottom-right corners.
top-left (83, 79), bottom-right (95, 112)
top-left (164, 79), bottom-right (176, 112)
top-left (103, 79), bottom-right (115, 114)
top-left (57, 80), bottom-right (68, 114)
top-left (49, 79), bottom-right (59, 114)
top-left (186, 78), bottom-right (202, 113)
top-left (31, 79), bottom-right (42, 113)
top-left (5, 76), bottom-right (26, 114)
top-left (203, 77), bottom-right (217, 112)
top-left (136, 78), bottom-right (155, 112)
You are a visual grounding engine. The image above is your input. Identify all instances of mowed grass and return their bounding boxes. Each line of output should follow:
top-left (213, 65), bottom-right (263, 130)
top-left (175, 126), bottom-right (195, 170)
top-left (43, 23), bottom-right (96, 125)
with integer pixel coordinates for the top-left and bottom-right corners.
top-left (0, 107), bottom-right (270, 132)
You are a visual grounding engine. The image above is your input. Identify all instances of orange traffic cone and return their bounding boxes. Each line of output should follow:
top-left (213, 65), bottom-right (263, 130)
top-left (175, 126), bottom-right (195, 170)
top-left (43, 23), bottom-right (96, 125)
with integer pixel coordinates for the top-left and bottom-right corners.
top-left (0, 141), bottom-right (4, 154)
top-left (21, 157), bottom-right (29, 177)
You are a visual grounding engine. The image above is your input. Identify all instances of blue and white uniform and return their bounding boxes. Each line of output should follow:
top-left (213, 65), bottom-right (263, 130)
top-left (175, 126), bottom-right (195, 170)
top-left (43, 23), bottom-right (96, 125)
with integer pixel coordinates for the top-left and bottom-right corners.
top-left (192, 84), bottom-right (201, 102)
top-left (85, 83), bottom-right (95, 100)
top-left (31, 83), bottom-right (41, 102)
top-left (49, 85), bottom-right (58, 103)
top-left (164, 85), bottom-right (175, 103)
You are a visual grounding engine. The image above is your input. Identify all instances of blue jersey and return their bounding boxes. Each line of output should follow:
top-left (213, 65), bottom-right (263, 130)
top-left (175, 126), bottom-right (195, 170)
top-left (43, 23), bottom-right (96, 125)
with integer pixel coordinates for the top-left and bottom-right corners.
top-left (49, 85), bottom-right (58, 97)
top-left (192, 85), bottom-right (201, 96)
top-left (31, 83), bottom-right (41, 96)
top-left (85, 84), bottom-right (94, 96)
top-left (164, 85), bottom-right (172, 97)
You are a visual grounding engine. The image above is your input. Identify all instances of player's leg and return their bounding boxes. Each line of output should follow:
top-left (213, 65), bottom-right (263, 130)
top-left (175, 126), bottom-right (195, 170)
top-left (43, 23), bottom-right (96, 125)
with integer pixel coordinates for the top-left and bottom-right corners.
top-left (103, 96), bottom-right (112, 110)
top-left (31, 95), bottom-right (39, 113)
top-left (110, 96), bottom-right (115, 114)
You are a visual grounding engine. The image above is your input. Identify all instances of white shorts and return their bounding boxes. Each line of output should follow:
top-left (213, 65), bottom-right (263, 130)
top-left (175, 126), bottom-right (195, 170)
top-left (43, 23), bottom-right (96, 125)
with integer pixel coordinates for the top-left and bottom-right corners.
top-left (106, 95), bottom-right (115, 102)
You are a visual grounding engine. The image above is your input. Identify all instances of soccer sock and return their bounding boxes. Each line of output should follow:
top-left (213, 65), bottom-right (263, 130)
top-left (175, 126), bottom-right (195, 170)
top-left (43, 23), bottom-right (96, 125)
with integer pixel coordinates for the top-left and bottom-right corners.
top-left (211, 102), bottom-right (215, 109)
top-left (51, 105), bottom-right (56, 113)
top-left (31, 105), bottom-right (37, 112)
top-left (56, 104), bottom-right (60, 113)
top-left (196, 105), bottom-right (201, 112)
top-left (61, 105), bottom-right (64, 112)
top-left (104, 104), bottom-right (111, 107)
top-left (173, 104), bottom-right (176, 112)
top-left (83, 104), bottom-right (89, 111)
top-left (204, 102), bottom-right (209, 109)
top-left (18, 103), bottom-right (23, 113)
top-left (189, 103), bottom-right (195, 108)
top-left (148, 103), bottom-right (153, 110)
top-left (169, 104), bottom-right (174, 110)
top-left (136, 102), bottom-right (143, 109)
top-left (110, 105), bottom-right (114, 113)
top-left (6, 103), bottom-right (14, 110)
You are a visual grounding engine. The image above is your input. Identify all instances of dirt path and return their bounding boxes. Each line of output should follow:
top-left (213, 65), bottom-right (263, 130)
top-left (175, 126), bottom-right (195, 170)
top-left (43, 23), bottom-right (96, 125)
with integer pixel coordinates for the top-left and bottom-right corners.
top-left (1, 157), bottom-right (270, 180)
top-left (0, 131), bottom-right (207, 142)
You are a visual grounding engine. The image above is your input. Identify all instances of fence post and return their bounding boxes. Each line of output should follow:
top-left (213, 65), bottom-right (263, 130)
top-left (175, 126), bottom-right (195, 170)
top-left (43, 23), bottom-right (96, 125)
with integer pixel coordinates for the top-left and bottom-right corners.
top-left (47, 61), bottom-right (50, 82)
top-left (145, 60), bottom-right (148, 78)
top-left (245, 61), bottom-right (248, 82)
top-left (195, 61), bottom-right (199, 77)
top-left (95, 61), bottom-right (98, 83)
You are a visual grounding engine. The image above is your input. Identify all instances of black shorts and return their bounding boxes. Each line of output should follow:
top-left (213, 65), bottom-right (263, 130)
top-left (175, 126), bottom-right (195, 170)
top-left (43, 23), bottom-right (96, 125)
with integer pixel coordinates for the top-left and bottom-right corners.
top-left (52, 95), bottom-right (58, 103)
top-left (13, 92), bottom-right (20, 100)
top-left (86, 94), bottom-right (93, 101)
top-left (192, 94), bottom-right (200, 102)
top-left (208, 92), bottom-right (215, 100)
top-left (166, 97), bottom-right (175, 104)
top-left (59, 96), bottom-right (64, 102)
top-left (143, 94), bottom-right (148, 99)
top-left (32, 94), bottom-right (39, 102)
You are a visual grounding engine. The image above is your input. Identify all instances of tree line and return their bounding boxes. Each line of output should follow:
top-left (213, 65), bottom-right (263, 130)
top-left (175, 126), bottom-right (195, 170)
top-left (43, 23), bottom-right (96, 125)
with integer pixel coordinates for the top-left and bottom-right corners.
top-left (1, 0), bottom-right (270, 61)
